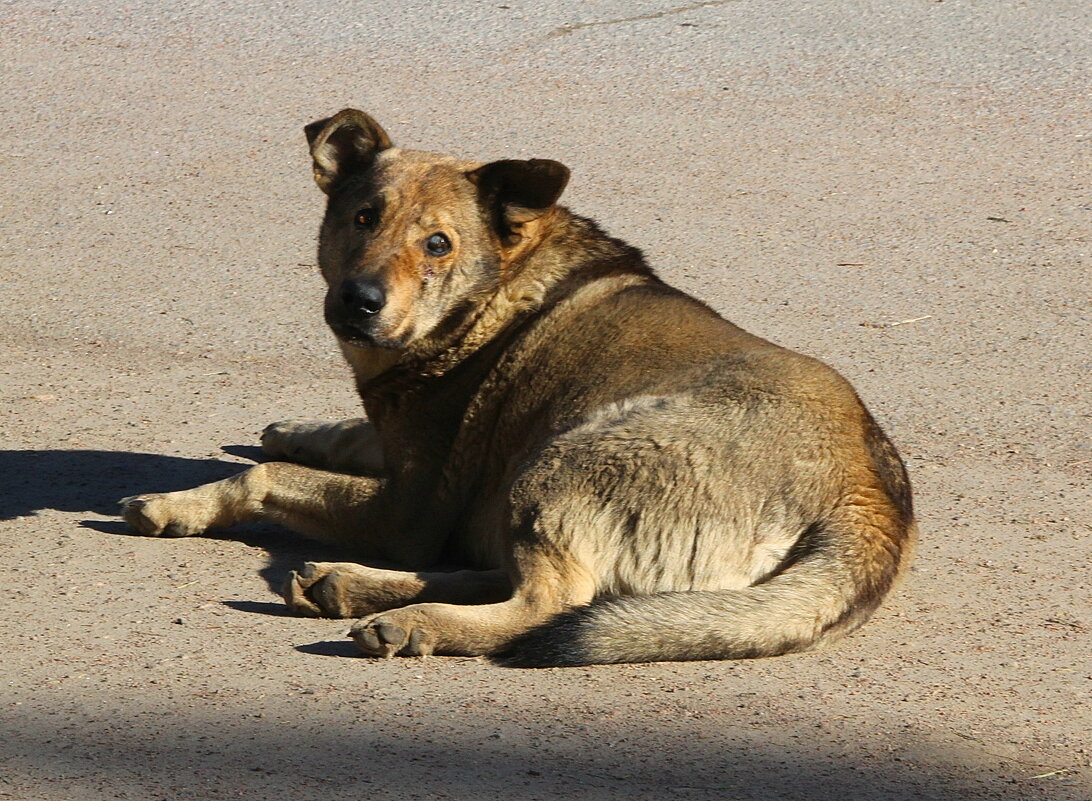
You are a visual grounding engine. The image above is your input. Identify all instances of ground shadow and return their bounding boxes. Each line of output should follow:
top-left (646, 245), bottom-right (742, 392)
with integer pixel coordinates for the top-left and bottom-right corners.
top-left (1, 448), bottom-right (354, 597)
top-left (220, 444), bottom-right (266, 461)
top-left (0, 448), bottom-right (247, 521)
top-left (221, 600), bottom-right (298, 617)
top-left (3, 700), bottom-right (1078, 801)
top-left (294, 640), bottom-right (362, 657)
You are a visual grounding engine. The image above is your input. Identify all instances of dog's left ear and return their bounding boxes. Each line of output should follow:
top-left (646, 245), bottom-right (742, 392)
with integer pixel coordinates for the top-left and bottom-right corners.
top-left (305, 109), bottom-right (393, 194)
top-left (467, 159), bottom-right (570, 243)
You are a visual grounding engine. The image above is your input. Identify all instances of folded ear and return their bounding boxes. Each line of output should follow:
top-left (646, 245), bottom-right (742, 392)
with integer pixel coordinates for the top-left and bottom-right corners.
top-left (304, 109), bottom-right (392, 194)
top-left (467, 159), bottom-right (570, 243)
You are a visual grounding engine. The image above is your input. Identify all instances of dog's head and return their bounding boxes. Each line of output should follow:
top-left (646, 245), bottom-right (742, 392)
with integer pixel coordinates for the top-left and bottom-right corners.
top-left (305, 109), bottom-right (570, 353)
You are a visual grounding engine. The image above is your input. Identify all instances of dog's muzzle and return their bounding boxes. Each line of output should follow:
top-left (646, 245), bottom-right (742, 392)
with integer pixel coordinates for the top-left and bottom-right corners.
top-left (324, 278), bottom-right (388, 343)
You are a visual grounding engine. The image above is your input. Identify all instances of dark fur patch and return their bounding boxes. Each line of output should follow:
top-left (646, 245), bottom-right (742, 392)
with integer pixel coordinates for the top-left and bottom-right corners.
top-left (863, 411), bottom-right (914, 522)
top-left (494, 606), bottom-right (601, 668)
top-left (763, 521), bottom-right (828, 582)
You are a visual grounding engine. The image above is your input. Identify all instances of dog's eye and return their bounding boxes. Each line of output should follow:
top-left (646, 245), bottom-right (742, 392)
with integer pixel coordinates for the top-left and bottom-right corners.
top-left (354, 208), bottom-right (378, 228)
top-left (425, 233), bottom-right (452, 256)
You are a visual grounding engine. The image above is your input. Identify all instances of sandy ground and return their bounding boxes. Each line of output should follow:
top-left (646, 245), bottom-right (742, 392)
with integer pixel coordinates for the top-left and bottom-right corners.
top-left (1, 1), bottom-right (1089, 799)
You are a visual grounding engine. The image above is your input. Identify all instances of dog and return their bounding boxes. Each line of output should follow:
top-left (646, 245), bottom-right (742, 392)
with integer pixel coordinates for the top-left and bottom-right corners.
top-left (120, 109), bottom-right (916, 666)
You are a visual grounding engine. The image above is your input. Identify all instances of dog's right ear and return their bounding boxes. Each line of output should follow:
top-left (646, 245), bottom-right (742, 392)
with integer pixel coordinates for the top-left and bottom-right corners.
top-left (304, 109), bottom-right (392, 194)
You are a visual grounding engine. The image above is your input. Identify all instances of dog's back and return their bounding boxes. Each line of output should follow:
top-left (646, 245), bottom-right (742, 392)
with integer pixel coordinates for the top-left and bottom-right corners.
top-left (419, 237), bottom-right (916, 665)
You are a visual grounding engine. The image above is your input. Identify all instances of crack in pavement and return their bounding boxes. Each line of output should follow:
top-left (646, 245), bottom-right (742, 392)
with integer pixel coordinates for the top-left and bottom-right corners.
top-left (546, 0), bottom-right (737, 39)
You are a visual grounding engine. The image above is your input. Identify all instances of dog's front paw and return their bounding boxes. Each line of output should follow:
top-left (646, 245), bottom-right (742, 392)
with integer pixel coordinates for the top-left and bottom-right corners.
top-left (260, 419), bottom-right (328, 461)
top-left (350, 608), bottom-right (435, 658)
top-left (119, 493), bottom-right (212, 537)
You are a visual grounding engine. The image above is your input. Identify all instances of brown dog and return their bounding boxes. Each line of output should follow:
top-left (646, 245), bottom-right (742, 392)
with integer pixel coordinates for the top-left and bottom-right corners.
top-left (120, 109), bottom-right (916, 666)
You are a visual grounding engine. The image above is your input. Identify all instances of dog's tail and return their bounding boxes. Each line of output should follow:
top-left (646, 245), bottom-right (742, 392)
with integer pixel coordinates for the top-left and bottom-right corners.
top-left (501, 503), bottom-right (917, 667)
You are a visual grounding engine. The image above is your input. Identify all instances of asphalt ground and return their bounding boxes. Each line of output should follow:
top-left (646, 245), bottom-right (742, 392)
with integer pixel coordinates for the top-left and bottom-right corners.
top-left (1, 2), bottom-right (1089, 799)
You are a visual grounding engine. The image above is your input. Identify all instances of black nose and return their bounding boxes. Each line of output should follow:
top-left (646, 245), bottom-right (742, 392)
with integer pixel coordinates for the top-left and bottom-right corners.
top-left (339, 278), bottom-right (386, 316)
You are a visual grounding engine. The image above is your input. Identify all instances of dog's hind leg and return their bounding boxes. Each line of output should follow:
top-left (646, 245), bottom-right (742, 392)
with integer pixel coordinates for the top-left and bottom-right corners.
top-left (120, 462), bottom-right (383, 549)
top-left (260, 418), bottom-right (384, 475)
top-left (283, 562), bottom-right (511, 618)
top-left (344, 551), bottom-right (595, 657)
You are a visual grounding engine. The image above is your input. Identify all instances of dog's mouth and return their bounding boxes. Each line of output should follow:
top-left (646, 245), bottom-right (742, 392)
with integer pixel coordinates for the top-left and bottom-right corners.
top-left (328, 320), bottom-right (373, 346)
top-left (327, 318), bottom-right (408, 350)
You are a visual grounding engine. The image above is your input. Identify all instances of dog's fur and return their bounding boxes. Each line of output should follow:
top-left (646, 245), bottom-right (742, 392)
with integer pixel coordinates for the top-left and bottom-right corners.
top-left (120, 109), bottom-right (916, 666)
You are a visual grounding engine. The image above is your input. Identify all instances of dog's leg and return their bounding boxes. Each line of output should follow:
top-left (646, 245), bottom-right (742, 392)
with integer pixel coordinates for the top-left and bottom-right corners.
top-left (119, 462), bottom-right (382, 547)
top-left (260, 418), bottom-right (384, 474)
top-left (345, 553), bottom-right (595, 657)
top-left (283, 562), bottom-right (511, 618)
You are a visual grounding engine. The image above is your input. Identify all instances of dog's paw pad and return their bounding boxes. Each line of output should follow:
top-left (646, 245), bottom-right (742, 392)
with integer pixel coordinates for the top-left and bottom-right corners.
top-left (283, 562), bottom-right (372, 619)
top-left (283, 569), bottom-right (325, 617)
top-left (350, 614), bottom-right (430, 658)
top-left (284, 562), bottom-right (350, 618)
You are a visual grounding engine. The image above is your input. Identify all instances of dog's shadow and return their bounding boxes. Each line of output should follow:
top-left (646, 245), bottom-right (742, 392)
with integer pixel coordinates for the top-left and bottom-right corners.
top-left (1, 447), bottom-right (353, 607)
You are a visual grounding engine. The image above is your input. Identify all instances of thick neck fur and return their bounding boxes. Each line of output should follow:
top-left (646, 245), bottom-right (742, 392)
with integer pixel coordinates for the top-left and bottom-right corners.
top-left (347, 207), bottom-right (652, 398)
